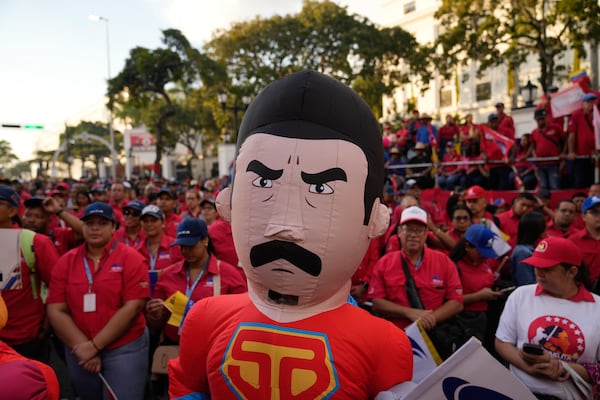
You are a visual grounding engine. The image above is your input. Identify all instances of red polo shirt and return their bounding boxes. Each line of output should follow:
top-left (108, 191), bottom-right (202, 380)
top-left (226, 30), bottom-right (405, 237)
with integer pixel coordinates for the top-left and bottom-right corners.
top-left (567, 109), bottom-right (595, 156)
top-left (135, 235), bottom-right (183, 271)
top-left (368, 248), bottom-right (463, 329)
top-left (0, 233), bottom-right (59, 346)
top-left (457, 259), bottom-right (495, 312)
top-left (154, 257), bottom-right (247, 343)
top-left (545, 221), bottom-right (579, 239)
top-left (497, 209), bottom-right (521, 248)
top-left (113, 227), bottom-right (146, 248)
top-left (531, 123), bottom-right (565, 163)
top-left (164, 213), bottom-right (183, 238)
top-left (569, 229), bottom-right (600, 281)
top-left (208, 219), bottom-right (239, 268)
top-left (46, 240), bottom-right (150, 349)
top-left (47, 227), bottom-right (79, 255)
top-left (497, 114), bottom-right (515, 140)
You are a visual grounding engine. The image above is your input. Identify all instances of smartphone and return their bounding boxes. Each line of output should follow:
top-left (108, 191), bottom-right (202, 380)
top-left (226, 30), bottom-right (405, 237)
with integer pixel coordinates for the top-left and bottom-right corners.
top-left (499, 286), bottom-right (516, 293)
top-left (522, 343), bottom-right (544, 355)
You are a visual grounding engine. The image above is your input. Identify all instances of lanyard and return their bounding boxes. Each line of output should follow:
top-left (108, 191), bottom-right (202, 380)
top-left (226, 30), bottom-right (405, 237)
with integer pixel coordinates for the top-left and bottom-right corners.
top-left (185, 257), bottom-right (210, 299)
top-left (147, 241), bottom-right (160, 271)
top-left (125, 235), bottom-right (140, 247)
top-left (83, 242), bottom-right (117, 292)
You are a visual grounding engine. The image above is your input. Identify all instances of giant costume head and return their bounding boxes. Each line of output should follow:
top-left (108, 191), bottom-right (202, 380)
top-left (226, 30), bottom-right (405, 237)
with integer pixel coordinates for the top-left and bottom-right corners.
top-left (217, 70), bottom-right (389, 320)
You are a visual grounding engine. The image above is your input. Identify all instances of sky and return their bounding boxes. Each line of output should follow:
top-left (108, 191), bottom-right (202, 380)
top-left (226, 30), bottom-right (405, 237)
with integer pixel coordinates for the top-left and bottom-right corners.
top-left (0, 0), bottom-right (383, 162)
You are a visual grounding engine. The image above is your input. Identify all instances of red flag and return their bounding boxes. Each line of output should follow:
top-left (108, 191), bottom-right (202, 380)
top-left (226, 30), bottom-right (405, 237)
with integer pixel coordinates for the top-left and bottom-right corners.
top-left (480, 125), bottom-right (515, 161)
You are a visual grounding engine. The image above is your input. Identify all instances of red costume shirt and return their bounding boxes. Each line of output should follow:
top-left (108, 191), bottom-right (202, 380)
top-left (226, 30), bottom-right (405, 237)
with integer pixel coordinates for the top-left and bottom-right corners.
top-left (169, 294), bottom-right (413, 399)
top-left (154, 257), bottom-right (248, 343)
top-left (457, 259), bottom-right (495, 312)
top-left (46, 240), bottom-right (150, 349)
top-left (567, 109), bottom-right (596, 156)
top-left (569, 229), bottom-right (600, 281)
top-left (0, 233), bottom-right (59, 346)
top-left (368, 249), bottom-right (463, 329)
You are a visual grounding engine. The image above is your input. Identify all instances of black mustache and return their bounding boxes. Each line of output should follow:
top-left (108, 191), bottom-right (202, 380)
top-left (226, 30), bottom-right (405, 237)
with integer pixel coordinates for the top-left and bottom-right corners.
top-left (250, 240), bottom-right (322, 277)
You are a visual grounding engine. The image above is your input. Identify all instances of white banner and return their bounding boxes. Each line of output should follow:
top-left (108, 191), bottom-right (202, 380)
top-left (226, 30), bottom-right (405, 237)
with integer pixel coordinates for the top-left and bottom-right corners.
top-left (393, 338), bottom-right (537, 400)
top-left (593, 104), bottom-right (600, 151)
top-left (550, 86), bottom-right (586, 118)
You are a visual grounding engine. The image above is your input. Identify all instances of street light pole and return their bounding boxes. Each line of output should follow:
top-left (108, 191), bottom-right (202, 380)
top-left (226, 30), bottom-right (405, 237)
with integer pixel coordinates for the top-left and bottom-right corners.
top-left (217, 93), bottom-right (251, 143)
top-left (89, 14), bottom-right (116, 179)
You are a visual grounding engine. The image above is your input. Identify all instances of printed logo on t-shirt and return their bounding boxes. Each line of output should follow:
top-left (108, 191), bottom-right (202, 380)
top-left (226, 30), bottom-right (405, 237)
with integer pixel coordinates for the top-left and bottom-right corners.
top-left (159, 251), bottom-right (170, 259)
top-left (431, 275), bottom-right (444, 288)
top-left (221, 323), bottom-right (339, 399)
top-left (110, 264), bottom-right (123, 272)
top-left (528, 315), bottom-right (585, 361)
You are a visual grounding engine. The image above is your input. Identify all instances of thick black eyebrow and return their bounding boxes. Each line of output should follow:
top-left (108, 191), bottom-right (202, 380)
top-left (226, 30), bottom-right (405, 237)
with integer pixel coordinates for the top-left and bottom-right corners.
top-left (301, 168), bottom-right (347, 184)
top-left (246, 160), bottom-right (283, 180)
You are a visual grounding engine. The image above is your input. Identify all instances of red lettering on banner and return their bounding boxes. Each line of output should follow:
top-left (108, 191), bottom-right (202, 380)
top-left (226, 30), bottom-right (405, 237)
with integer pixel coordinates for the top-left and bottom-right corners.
top-left (221, 324), bottom-right (338, 399)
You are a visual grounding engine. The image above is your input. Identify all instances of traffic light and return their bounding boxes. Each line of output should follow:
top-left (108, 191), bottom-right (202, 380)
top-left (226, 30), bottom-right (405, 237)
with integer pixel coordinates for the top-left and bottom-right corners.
top-left (1, 123), bottom-right (44, 129)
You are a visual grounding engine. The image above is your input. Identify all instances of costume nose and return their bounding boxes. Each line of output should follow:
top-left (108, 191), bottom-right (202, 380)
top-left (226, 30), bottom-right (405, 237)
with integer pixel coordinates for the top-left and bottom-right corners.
top-left (264, 180), bottom-right (305, 242)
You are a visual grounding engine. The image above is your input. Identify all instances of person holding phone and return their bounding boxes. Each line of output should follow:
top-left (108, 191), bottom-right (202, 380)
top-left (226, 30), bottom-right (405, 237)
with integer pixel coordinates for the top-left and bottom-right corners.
top-left (495, 237), bottom-right (600, 399)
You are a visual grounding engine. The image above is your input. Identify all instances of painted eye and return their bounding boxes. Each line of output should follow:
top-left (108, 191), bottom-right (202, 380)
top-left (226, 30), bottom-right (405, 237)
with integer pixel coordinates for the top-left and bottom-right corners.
top-left (252, 176), bottom-right (273, 188)
top-left (309, 183), bottom-right (333, 194)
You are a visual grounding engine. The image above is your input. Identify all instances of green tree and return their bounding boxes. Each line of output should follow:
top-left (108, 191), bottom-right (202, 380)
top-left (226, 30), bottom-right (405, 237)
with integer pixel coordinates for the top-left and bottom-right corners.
top-left (205, 0), bottom-right (423, 117)
top-left (108, 29), bottom-right (223, 176)
top-left (0, 139), bottom-right (18, 170)
top-left (434, 0), bottom-right (600, 92)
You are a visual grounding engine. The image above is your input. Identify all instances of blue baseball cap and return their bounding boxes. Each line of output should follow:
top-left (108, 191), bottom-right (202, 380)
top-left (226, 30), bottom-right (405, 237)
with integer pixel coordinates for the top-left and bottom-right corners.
top-left (81, 202), bottom-right (115, 223)
top-left (583, 93), bottom-right (598, 102)
top-left (158, 187), bottom-right (177, 199)
top-left (582, 195), bottom-right (600, 214)
top-left (0, 185), bottom-right (20, 208)
top-left (124, 199), bottom-right (146, 212)
top-left (172, 218), bottom-right (209, 247)
top-left (464, 224), bottom-right (498, 259)
top-left (141, 205), bottom-right (164, 220)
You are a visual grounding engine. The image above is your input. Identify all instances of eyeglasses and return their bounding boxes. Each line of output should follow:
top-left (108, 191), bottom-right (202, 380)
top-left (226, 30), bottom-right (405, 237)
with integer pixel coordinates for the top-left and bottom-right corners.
top-left (453, 216), bottom-right (470, 221)
top-left (123, 209), bottom-right (141, 217)
top-left (400, 225), bottom-right (427, 235)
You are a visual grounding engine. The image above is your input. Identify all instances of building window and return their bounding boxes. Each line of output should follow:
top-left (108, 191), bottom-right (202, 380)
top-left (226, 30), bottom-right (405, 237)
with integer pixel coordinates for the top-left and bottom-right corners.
top-left (476, 82), bottom-right (491, 101)
top-left (440, 89), bottom-right (453, 108)
top-left (404, 1), bottom-right (416, 14)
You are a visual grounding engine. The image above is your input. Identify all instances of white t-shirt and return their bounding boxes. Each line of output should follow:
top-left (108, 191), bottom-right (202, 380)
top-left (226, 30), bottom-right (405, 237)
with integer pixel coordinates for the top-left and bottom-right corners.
top-left (496, 284), bottom-right (600, 399)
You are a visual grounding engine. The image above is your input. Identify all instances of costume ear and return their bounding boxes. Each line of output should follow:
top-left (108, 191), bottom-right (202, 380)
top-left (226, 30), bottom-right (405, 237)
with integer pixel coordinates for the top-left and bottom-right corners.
top-left (367, 198), bottom-right (390, 238)
top-left (216, 187), bottom-right (232, 222)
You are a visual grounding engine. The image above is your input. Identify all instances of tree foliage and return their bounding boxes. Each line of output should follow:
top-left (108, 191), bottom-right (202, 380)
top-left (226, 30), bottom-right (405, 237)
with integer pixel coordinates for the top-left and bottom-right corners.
top-left (0, 139), bottom-right (18, 171)
top-left (434, 0), bottom-right (600, 91)
top-left (204, 0), bottom-right (424, 117)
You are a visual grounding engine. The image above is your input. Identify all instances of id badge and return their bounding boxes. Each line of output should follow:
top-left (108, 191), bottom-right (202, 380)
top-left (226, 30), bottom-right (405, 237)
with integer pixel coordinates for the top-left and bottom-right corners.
top-left (83, 293), bottom-right (96, 312)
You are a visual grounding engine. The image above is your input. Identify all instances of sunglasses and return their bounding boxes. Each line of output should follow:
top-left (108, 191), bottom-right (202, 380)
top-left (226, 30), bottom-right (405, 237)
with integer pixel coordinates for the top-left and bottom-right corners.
top-left (123, 209), bottom-right (141, 217)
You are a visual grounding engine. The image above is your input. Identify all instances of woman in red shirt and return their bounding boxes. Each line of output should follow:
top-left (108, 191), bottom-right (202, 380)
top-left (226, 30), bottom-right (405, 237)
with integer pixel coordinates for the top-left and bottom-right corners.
top-left (47, 202), bottom-right (150, 400)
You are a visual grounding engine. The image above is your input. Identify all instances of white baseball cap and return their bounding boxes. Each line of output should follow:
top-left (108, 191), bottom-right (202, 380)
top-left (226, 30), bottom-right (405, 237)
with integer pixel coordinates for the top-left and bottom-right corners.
top-left (400, 206), bottom-right (427, 225)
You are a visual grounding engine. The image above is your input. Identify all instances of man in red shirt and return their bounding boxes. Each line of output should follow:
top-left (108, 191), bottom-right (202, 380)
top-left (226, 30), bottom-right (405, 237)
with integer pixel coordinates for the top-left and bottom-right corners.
top-left (546, 200), bottom-right (579, 238)
top-left (495, 102), bottom-right (515, 140)
top-left (530, 108), bottom-right (565, 190)
top-left (369, 206), bottom-right (463, 329)
top-left (109, 181), bottom-right (129, 215)
top-left (496, 192), bottom-right (536, 248)
top-left (567, 93), bottom-right (598, 188)
top-left (157, 188), bottom-right (183, 237)
top-left (464, 185), bottom-right (496, 225)
top-left (438, 114), bottom-right (460, 158)
top-left (0, 185), bottom-right (60, 360)
top-left (569, 196), bottom-right (600, 284)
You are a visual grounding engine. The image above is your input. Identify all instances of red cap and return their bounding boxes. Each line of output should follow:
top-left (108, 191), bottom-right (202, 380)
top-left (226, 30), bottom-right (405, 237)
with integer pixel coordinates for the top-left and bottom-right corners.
top-left (464, 185), bottom-right (486, 200)
top-left (522, 237), bottom-right (581, 268)
top-left (55, 182), bottom-right (69, 190)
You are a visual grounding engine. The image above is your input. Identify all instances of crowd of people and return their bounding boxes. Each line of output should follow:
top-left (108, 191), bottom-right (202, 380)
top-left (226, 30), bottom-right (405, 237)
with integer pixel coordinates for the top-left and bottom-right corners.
top-left (382, 92), bottom-right (599, 194)
top-left (0, 173), bottom-right (598, 398)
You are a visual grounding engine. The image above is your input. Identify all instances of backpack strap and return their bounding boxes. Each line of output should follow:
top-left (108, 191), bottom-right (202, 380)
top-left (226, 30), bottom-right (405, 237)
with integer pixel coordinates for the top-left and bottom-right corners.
top-left (213, 260), bottom-right (221, 296)
top-left (19, 229), bottom-right (38, 300)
